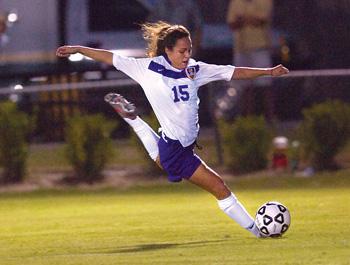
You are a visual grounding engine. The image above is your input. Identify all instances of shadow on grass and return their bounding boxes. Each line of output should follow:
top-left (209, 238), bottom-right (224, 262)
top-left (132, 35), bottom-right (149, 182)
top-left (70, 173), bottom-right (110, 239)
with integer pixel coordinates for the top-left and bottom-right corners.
top-left (101, 239), bottom-right (229, 254)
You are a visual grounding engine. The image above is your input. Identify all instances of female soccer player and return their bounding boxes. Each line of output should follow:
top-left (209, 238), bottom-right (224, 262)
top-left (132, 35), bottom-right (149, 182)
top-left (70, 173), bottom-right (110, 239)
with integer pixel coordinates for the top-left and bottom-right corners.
top-left (56, 21), bottom-right (289, 238)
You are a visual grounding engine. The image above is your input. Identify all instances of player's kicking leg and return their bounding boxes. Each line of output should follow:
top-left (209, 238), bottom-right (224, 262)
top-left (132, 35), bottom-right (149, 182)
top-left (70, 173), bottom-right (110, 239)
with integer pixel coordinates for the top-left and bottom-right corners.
top-left (104, 93), bottom-right (160, 162)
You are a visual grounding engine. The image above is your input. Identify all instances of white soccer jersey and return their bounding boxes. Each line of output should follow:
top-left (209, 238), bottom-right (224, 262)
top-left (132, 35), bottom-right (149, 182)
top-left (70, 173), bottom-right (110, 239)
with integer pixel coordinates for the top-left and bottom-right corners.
top-left (113, 53), bottom-right (235, 147)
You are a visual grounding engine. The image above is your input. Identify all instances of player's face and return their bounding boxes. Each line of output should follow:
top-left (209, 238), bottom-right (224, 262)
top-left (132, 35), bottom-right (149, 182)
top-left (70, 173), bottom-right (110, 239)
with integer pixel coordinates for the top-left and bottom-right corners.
top-left (165, 37), bottom-right (192, 69)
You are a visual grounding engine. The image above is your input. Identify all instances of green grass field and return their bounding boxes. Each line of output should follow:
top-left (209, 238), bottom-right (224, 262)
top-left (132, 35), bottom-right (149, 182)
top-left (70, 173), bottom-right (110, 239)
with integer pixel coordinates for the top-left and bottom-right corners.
top-left (1, 173), bottom-right (349, 265)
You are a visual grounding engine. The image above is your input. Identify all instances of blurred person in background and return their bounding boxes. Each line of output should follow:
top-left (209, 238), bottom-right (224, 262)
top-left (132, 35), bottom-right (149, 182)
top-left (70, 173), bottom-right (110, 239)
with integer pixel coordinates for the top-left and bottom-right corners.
top-left (56, 21), bottom-right (288, 238)
top-left (226, 0), bottom-right (274, 120)
top-left (147, 0), bottom-right (203, 58)
top-left (0, 13), bottom-right (9, 49)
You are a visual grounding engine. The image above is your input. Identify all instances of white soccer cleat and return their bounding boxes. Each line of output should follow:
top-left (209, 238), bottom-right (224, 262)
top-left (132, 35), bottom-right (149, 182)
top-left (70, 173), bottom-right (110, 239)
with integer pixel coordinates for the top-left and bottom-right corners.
top-left (104, 93), bottom-right (137, 120)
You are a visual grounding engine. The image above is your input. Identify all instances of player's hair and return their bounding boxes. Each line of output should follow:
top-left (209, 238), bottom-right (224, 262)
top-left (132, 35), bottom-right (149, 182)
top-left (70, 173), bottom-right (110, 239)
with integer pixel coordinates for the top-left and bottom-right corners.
top-left (141, 21), bottom-right (190, 57)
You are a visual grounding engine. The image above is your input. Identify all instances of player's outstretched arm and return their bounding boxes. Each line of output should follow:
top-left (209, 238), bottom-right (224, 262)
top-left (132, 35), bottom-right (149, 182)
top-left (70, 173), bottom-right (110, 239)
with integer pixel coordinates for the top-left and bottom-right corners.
top-left (232, 64), bottom-right (289, 80)
top-left (56, 45), bottom-right (113, 65)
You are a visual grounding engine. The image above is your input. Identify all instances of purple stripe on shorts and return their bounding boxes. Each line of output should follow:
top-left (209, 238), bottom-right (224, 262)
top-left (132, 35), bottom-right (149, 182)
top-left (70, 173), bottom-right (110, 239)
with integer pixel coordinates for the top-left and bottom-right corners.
top-left (158, 134), bottom-right (202, 182)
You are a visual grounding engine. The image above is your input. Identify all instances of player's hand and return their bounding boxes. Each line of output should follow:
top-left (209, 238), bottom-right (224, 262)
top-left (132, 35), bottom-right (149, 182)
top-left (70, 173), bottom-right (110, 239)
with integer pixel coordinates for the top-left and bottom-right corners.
top-left (271, 64), bottom-right (289, 77)
top-left (56, 45), bottom-right (80, 57)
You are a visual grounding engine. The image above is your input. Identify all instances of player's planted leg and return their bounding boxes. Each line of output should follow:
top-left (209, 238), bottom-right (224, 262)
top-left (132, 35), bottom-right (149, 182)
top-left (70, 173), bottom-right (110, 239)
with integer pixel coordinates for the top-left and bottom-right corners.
top-left (217, 192), bottom-right (261, 238)
top-left (189, 163), bottom-right (261, 238)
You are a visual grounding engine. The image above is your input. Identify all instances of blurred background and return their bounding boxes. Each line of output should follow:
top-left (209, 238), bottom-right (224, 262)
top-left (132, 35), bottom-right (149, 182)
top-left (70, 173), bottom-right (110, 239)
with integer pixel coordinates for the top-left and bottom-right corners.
top-left (1, 0), bottom-right (350, 140)
top-left (1, 0), bottom-right (350, 182)
top-left (1, 0), bottom-right (350, 137)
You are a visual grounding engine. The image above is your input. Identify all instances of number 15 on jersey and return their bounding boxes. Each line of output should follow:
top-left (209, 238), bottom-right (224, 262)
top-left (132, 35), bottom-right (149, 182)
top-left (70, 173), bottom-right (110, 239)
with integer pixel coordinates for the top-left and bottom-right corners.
top-left (172, 85), bottom-right (189, 102)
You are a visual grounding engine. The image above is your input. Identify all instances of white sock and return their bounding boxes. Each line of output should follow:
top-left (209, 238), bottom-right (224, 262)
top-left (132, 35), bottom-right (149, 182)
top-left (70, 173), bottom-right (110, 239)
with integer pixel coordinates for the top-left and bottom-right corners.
top-left (124, 116), bottom-right (160, 161)
top-left (218, 193), bottom-right (261, 238)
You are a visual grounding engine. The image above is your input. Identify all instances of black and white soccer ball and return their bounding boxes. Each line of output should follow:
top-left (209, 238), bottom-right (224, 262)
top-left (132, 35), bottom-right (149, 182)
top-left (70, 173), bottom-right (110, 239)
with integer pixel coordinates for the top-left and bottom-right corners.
top-left (255, 201), bottom-right (291, 237)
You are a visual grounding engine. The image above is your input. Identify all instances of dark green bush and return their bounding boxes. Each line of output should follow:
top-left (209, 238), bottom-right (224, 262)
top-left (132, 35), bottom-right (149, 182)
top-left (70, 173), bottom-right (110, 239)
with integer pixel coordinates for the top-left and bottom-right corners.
top-left (220, 116), bottom-right (272, 173)
top-left (298, 100), bottom-right (350, 170)
top-left (65, 114), bottom-right (117, 183)
top-left (0, 101), bottom-right (32, 183)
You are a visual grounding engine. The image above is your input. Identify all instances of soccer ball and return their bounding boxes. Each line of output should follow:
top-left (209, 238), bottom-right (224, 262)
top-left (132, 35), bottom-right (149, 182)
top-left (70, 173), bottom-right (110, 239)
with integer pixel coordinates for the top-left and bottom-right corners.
top-left (255, 201), bottom-right (291, 237)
